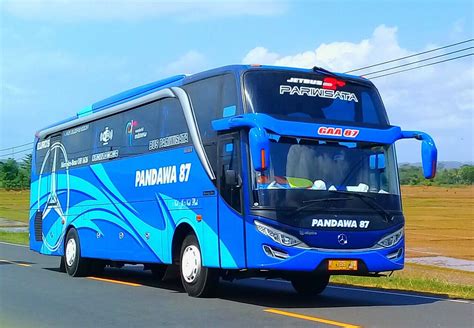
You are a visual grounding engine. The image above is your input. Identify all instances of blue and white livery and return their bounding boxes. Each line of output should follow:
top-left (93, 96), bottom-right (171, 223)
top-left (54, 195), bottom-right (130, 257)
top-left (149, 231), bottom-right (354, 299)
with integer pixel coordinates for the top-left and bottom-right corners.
top-left (30, 65), bottom-right (437, 297)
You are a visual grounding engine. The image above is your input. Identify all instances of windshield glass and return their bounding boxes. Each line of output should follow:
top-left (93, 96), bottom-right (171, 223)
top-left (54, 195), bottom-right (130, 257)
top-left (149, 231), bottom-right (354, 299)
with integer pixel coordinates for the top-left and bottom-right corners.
top-left (244, 70), bottom-right (389, 126)
top-left (253, 137), bottom-right (401, 211)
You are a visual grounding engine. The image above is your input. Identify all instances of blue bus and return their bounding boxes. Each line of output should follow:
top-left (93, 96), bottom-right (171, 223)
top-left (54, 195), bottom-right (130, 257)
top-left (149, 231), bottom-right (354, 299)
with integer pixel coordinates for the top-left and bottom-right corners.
top-left (29, 65), bottom-right (437, 297)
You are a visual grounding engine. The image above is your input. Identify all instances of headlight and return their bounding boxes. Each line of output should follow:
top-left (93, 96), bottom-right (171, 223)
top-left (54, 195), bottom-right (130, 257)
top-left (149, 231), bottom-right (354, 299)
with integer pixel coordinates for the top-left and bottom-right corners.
top-left (255, 220), bottom-right (309, 248)
top-left (377, 228), bottom-right (404, 248)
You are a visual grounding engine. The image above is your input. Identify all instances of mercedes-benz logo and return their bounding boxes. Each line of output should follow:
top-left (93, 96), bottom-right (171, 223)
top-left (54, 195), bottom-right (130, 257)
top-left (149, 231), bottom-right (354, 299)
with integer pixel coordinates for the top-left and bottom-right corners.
top-left (337, 233), bottom-right (348, 245)
top-left (38, 141), bottom-right (70, 251)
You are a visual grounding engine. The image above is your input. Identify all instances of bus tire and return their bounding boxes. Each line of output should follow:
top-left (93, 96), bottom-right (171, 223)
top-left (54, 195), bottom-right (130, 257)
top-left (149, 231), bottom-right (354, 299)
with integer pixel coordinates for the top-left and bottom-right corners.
top-left (64, 228), bottom-right (90, 277)
top-left (180, 234), bottom-right (218, 297)
top-left (290, 273), bottom-right (330, 295)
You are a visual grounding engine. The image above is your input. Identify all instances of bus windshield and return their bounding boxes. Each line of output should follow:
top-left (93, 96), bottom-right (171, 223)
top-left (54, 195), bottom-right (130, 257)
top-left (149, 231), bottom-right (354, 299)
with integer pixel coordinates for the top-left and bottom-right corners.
top-left (244, 70), bottom-right (389, 126)
top-left (253, 137), bottom-right (401, 211)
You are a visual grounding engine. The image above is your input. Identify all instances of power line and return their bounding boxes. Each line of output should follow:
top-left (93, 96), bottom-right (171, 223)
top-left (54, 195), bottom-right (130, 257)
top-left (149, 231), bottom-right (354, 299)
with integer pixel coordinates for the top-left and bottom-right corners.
top-left (344, 38), bottom-right (474, 74)
top-left (0, 142), bottom-right (33, 152)
top-left (0, 148), bottom-right (33, 159)
top-left (362, 46), bottom-right (473, 77)
top-left (0, 145), bottom-right (33, 155)
top-left (369, 53), bottom-right (473, 79)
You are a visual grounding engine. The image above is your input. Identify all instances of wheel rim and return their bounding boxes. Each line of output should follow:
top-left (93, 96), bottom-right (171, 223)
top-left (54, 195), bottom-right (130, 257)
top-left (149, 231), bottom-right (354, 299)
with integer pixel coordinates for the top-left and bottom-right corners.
top-left (181, 245), bottom-right (201, 283)
top-left (65, 238), bottom-right (76, 267)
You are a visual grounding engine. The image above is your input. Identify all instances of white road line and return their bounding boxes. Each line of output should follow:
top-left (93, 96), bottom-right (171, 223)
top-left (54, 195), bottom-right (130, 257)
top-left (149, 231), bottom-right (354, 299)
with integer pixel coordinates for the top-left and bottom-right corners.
top-left (0, 241), bottom-right (28, 248)
top-left (252, 278), bottom-right (473, 304)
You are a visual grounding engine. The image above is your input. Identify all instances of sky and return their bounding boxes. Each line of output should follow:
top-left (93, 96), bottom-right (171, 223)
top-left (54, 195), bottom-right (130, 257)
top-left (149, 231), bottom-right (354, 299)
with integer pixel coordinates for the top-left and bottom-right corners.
top-left (0, 0), bottom-right (473, 163)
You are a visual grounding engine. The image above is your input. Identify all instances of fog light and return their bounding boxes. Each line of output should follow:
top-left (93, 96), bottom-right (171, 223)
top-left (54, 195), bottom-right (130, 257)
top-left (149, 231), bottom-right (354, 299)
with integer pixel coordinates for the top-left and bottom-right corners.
top-left (263, 245), bottom-right (289, 259)
top-left (387, 248), bottom-right (403, 260)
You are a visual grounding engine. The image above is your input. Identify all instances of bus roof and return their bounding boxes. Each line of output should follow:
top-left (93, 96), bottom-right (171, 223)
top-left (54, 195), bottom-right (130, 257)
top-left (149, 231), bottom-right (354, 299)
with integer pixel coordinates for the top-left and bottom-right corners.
top-left (37, 65), bottom-right (370, 136)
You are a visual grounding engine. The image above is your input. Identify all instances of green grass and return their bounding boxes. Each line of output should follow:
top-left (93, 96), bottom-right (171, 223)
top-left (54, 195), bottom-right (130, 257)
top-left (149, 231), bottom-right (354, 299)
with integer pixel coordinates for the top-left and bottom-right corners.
top-left (0, 190), bottom-right (30, 222)
top-left (332, 263), bottom-right (474, 300)
top-left (0, 231), bottom-right (29, 245)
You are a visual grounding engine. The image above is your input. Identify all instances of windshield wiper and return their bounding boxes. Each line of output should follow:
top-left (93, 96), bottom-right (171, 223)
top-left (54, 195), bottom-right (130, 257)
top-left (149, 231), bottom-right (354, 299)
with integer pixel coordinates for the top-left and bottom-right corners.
top-left (290, 197), bottom-right (352, 215)
top-left (328, 190), bottom-right (393, 222)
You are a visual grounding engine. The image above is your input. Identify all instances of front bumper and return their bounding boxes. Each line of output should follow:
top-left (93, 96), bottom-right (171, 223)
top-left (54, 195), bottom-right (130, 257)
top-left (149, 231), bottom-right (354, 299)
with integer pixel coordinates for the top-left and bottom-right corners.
top-left (246, 221), bottom-right (404, 273)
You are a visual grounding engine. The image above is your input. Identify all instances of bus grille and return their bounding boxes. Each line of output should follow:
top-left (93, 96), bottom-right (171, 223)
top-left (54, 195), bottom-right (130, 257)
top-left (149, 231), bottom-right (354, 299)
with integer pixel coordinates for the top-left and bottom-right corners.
top-left (34, 211), bottom-right (42, 241)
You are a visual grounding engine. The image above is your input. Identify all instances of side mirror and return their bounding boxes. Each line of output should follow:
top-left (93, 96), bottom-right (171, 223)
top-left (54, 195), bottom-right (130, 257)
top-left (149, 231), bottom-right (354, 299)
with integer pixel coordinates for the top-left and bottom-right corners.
top-left (400, 131), bottom-right (437, 179)
top-left (421, 139), bottom-right (437, 179)
top-left (249, 127), bottom-right (270, 171)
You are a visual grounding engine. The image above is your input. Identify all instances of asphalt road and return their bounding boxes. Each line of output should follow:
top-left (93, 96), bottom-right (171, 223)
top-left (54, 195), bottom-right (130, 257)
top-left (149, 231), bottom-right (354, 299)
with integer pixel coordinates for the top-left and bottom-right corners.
top-left (1, 242), bottom-right (472, 328)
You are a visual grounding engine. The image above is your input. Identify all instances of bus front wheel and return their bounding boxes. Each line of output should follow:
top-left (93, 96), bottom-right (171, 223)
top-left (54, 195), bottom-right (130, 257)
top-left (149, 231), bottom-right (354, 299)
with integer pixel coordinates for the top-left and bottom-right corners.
top-left (290, 273), bottom-right (330, 295)
top-left (64, 228), bottom-right (90, 277)
top-left (179, 234), bottom-right (218, 297)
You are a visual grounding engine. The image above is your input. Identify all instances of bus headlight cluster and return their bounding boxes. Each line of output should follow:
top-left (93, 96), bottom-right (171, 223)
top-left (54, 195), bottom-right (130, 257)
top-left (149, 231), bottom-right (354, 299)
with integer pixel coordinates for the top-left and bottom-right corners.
top-left (255, 220), bottom-right (308, 248)
top-left (377, 228), bottom-right (404, 248)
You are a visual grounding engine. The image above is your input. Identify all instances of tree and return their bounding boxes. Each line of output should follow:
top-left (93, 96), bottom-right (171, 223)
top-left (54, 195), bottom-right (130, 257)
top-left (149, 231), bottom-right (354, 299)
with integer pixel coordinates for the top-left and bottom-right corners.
top-left (18, 154), bottom-right (32, 188)
top-left (459, 165), bottom-right (474, 184)
top-left (0, 158), bottom-right (20, 189)
top-left (0, 155), bottom-right (31, 190)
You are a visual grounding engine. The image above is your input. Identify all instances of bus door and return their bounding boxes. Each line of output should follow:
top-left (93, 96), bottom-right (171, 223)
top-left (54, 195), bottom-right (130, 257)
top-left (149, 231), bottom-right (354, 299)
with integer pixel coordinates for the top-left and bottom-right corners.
top-left (217, 132), bottom-right (246, 268)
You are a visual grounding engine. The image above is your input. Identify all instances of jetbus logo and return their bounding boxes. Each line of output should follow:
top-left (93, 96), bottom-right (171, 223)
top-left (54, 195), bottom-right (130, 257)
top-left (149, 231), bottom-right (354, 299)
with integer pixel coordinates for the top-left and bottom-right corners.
top-left (317, 126), bottom-right (360, 138)
top-left (280, 76), bottom-right (358, 102)
top-left (285, 77), bottom-right (346, 90)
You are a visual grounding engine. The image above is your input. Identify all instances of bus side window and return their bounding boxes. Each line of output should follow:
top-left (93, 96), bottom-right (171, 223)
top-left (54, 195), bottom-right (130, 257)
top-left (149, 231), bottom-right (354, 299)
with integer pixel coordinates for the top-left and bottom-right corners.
top-left (183, 74), bottom-right (238, 142)
top-left (158, 98), bottom-right (189, 138)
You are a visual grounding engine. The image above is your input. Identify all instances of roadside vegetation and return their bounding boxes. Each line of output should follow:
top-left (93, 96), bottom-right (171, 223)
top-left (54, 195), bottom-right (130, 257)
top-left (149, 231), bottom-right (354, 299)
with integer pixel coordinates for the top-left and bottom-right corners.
top-left (0, 189), bottom-right (30, 222)
top-left (0, 231), bottom-right (29, 245)
top-left (0, 155), bottom-right (31, 190)
top-left (332, 263), bottom-right (474, 299)
top-left (399, 163), bottom-right (474, 186)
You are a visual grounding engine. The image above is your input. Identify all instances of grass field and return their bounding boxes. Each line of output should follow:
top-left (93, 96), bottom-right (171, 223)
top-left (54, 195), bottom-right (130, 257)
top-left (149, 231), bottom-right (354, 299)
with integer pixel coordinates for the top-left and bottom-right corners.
top-left (0, 231), bottom-right (28, 245)
top-left (0, 186), bottom-right (473, 298)
top-left (332, 263), bottom-right (474, 299)
top-left (402, 186), bottom-right (474, 260)
top-left (0, 189), bottom-right (30, 222)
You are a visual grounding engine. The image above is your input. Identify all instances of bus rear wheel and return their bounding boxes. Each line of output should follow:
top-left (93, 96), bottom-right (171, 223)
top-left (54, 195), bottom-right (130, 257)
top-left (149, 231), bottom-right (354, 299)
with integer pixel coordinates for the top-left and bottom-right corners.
top-left (290, 273), bottom-right (330, 295)
top-left (64, 228), bottom-right (90, 277)
top-left (180, 234), bottom-right (218, 297)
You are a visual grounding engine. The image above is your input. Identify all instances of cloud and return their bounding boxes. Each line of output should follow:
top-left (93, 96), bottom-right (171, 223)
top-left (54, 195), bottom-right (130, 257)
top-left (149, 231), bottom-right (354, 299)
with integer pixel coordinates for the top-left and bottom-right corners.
top-left (2, 0), bottom-right (288, 22)
top-left (242, 25), bottom-right (474, 161)
top-left (242, 25), bottom-right (409, 71)
top-left (159, 50), bottom-right (208, 76)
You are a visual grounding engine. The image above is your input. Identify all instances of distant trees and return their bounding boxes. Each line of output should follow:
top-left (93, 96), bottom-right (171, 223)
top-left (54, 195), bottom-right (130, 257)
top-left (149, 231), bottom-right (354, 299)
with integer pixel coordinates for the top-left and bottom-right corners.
top-left (399, 164), bottom-right (474, 186)
top-left (0, 155), bottom-right (32, 190)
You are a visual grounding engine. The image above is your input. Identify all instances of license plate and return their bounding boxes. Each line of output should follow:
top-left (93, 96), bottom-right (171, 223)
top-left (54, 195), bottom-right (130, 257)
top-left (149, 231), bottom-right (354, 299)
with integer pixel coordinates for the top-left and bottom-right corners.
top-left (328, 260), bottom-right (358, 271)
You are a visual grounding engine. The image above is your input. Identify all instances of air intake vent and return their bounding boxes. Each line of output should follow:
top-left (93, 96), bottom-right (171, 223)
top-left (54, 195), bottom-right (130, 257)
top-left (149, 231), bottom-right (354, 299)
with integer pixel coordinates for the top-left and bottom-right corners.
top-left (34, 211), bottom-right (42, 242)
